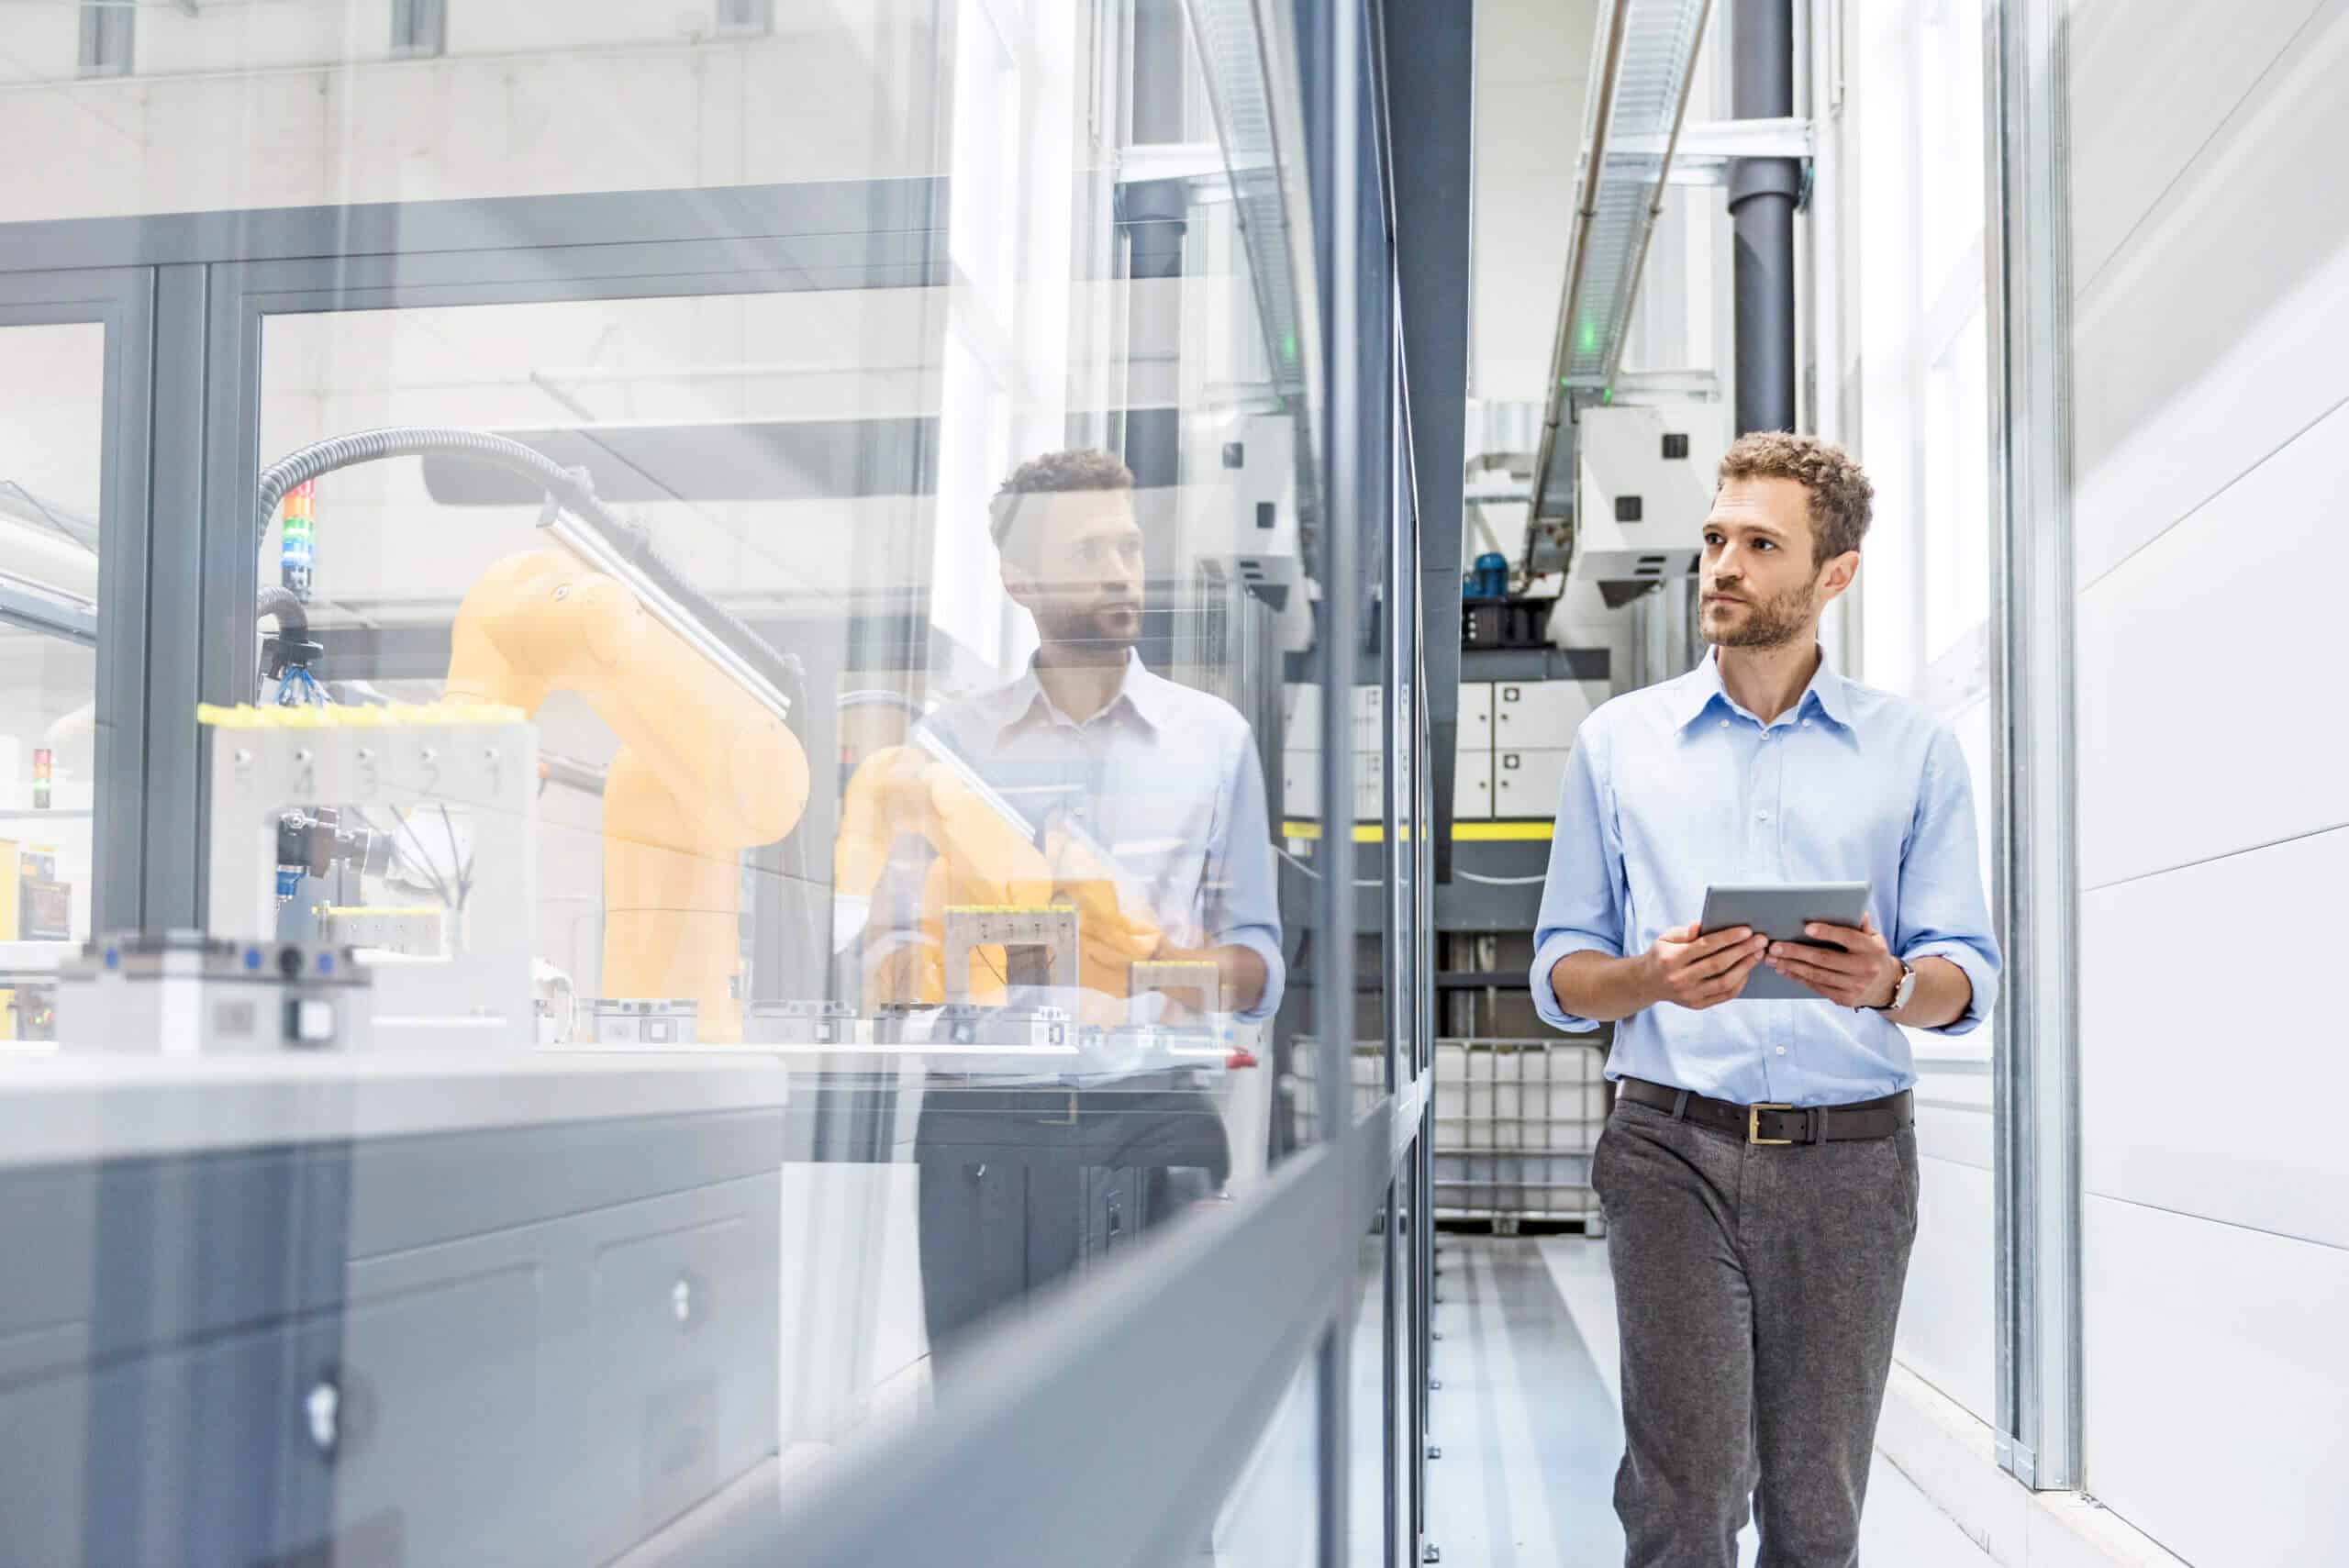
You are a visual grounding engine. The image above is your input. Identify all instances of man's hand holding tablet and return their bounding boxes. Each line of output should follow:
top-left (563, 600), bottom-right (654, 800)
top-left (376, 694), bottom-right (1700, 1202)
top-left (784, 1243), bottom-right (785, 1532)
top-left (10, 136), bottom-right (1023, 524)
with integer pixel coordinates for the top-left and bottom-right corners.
top-left (1765, 912), bottom-right (1903, 1010)
top-left (1642, 923), bottom-right (1771, 1012)
top-left (1696, 882), bottom-right (1875, 1003)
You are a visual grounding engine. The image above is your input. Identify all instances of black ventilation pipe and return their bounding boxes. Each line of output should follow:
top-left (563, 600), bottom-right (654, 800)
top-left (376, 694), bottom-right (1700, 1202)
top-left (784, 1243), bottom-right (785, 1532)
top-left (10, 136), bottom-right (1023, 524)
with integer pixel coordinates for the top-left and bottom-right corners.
top-left (1730, 0), bottom-right (1798, 435)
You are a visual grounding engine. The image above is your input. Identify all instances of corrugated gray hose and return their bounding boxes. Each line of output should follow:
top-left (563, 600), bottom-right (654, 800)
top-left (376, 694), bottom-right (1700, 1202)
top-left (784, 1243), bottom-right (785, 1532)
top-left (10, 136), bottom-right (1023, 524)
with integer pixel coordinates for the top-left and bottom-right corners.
top-left (254, 584), bottom-right (306, 639)
top-left (252, 427), bottom-right (805, 713)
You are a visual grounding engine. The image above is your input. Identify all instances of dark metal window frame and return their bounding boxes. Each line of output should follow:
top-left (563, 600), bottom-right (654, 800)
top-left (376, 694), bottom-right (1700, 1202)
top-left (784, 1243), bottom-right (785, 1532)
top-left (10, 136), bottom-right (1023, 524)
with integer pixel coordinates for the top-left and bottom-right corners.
top-left (0, 268), bottom-right (154, 931)
top-left (0, 179), bottom-right (950, 929)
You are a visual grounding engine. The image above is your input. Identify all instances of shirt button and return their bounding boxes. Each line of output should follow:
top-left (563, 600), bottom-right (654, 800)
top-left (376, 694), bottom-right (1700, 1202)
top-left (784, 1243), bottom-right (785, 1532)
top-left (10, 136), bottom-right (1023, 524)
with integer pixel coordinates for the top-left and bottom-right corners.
top-left (1802, 718), bottom-right (1814, 728)
top-left (1719, 719), bottom-right (1730, 730)
top-left (1756, 809), bottom-right (1770, 822)
top-left (1776, 1046), bottom-right (1787, 1056)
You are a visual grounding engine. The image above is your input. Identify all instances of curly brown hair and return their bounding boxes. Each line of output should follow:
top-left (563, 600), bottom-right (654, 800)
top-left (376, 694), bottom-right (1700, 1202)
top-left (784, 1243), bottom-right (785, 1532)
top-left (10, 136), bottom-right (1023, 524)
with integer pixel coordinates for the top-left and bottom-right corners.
top-left (988, 448), bottom-right (1135, 555)
top-left (1716, 431), bottom-right (1875, 564)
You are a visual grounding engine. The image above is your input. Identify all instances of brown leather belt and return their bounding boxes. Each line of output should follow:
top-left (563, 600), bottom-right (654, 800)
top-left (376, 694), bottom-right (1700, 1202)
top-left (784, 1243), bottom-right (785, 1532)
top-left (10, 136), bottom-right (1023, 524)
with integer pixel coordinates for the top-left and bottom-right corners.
top-left (1618, 1076), bottom-right (1912, 1146)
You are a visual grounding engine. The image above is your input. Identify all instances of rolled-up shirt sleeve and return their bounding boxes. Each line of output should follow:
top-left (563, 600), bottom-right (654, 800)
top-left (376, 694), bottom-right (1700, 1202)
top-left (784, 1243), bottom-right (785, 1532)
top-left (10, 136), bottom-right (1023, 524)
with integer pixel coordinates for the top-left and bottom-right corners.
top-left (1896, 728), bottom-right (2003, 1036)
top-left (1209, 730), bottom-right (1287, 1024)
top-left (1530, 733), bottom-right (1624, 1034)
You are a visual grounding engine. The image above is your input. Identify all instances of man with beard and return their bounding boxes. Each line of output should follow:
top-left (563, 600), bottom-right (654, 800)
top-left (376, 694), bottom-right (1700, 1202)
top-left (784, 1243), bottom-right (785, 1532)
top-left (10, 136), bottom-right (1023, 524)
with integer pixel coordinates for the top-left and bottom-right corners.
top-left (874, 447), bottom-right (1284, 1373)
top-left (1530, 432), bottom-right (1999, 1567)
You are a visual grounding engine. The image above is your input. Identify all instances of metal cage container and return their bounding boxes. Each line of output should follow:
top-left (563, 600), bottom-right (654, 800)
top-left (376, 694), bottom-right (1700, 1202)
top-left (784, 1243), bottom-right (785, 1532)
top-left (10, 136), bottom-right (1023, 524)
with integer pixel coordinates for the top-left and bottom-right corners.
top-left (1432, 1038), bottom-right (1609, 1233)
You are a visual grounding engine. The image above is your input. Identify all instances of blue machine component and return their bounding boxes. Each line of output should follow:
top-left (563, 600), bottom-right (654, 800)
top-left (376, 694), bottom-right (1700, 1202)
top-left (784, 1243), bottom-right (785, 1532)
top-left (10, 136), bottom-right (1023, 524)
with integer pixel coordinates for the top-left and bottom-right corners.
top-left (1464, 550), bottom-right (1510, 601)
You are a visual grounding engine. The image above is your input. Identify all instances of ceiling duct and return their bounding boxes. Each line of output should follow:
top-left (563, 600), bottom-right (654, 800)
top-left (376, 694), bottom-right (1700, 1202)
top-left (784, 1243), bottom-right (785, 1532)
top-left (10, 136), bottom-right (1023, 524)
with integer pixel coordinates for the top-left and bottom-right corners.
top-left (1523, 0), bottom-right (1713, 580)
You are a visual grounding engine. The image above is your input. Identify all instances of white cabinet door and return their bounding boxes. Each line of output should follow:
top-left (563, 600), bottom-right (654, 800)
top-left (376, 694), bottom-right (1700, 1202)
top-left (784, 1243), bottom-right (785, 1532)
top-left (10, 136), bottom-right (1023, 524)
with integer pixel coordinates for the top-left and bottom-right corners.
top-left (1493, 748), bottom-right (1571, 818)
top-left (1281, 751), bottom-right (1319, 818)
top-left (1453, 752), bottom-right (1494, 820)
top-left (1457, 682), bottom-right (1494, 749)
top-left (1492, 679), bottom-right (1607, 749)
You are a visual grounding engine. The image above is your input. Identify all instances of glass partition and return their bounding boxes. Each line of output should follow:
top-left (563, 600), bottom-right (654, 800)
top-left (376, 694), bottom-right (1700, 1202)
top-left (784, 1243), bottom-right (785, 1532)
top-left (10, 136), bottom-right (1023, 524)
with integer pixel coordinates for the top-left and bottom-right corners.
top-left (1848, 0), bottom-right (2000, 1431)
top-left (0, 2), bottom-right (1386, 1562)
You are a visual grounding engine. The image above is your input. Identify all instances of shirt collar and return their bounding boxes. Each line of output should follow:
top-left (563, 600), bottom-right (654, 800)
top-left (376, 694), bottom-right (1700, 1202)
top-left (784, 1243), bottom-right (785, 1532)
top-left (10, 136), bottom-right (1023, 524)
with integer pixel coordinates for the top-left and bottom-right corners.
top-left (993, 647), bottom-right (1166, 741)
top-left (1675, 646), bottom-right (1855, 734)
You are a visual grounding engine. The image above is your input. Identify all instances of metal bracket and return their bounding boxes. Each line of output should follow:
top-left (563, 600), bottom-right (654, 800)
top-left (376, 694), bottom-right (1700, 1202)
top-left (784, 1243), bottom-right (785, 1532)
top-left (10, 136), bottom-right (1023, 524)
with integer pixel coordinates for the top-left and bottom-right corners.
top-left (1631, 114), bottom-right (1813, 161)
top-left (1638, 117), bottom-right (1819, 186)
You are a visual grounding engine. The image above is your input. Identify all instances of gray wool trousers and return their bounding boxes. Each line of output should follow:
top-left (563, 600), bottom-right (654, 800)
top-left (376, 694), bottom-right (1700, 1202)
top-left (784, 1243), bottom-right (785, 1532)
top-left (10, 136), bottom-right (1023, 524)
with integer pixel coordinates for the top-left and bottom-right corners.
top-left (1591, 1093), bottom-right (1920, 1568)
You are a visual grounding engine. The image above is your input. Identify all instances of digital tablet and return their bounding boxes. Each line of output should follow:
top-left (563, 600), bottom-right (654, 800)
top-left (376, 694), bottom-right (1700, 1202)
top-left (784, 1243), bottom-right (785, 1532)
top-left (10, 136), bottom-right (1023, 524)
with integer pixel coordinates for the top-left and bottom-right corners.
top-left (1698, 882), bottom-right (1872, 1002)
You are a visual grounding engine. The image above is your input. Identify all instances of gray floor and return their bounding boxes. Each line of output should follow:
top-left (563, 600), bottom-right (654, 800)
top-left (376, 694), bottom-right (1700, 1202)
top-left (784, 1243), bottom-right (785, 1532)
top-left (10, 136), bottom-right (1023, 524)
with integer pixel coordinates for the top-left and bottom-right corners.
top-left (1424, 1234), bottom-right (1997, 1568)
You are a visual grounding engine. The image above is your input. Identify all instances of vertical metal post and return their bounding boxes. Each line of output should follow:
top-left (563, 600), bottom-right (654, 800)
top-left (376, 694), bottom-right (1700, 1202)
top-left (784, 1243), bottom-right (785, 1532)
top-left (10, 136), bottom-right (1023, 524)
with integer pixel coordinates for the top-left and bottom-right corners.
top-left (1308, 0), bottom-right (1364, 1556)
top-left (1985, 0), bottom-right (2080, 1493)
top-left (87, 270), bottom-right (156, 934)
top-left (1809, 0), bottom-right (1861, 677)
top-left (142, 262), bottom-right (212, 931)
top-left (1730, 0), bottom-right (1798, 434)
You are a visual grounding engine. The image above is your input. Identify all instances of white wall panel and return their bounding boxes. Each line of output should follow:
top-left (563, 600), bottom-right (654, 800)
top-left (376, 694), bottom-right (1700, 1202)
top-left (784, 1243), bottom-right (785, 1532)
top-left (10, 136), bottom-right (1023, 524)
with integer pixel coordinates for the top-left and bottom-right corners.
top-left (2084, 1195), bottom-right (2349, 1567)
top-left (1894, 1154), bottom-right (1995, 1427)
top-left (2075, 400), bottom-right (2349, 890)
top-left (2082, 824), bottom-right (2349, 1249)
top-left (2070, 8), bottom-right (2349, 587)
top-left (1911, 1089), bottom-right (1991, 1172)
top-left (2067, 0), bottom-right (2331, 294)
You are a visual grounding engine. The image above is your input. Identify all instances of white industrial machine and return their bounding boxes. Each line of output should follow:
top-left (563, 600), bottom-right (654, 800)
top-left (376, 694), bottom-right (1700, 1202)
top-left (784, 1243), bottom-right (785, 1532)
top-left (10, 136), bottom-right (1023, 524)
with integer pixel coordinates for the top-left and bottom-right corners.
top-left (1569, 403), bottom-right (1727, 603)
top-left (1174, 409), bottom-right (1314, 651)
top-left (202, 699), bottom-right (539, 1044)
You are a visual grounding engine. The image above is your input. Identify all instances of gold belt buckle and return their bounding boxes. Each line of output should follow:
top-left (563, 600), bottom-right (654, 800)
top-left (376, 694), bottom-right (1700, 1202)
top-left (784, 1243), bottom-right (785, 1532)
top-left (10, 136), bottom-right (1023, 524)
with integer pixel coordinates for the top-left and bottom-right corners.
top-left (1748, 1102), bottom-right (1795, 1146)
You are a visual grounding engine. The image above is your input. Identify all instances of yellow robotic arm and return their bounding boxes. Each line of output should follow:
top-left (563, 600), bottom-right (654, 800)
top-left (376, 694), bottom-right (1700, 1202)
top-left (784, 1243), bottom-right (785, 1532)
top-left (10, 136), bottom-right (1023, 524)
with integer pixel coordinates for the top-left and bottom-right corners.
top-left (835, 744), bottom-right (1163, 1010)
top-left (445, 547), bottom-right (809, 1040)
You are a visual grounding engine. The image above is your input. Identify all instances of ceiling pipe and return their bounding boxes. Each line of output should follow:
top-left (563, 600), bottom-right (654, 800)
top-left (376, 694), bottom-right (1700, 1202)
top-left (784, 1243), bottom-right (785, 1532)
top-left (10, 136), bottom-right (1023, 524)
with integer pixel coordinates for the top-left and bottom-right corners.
top-left (1731, 0), bottom-right (1799, 434)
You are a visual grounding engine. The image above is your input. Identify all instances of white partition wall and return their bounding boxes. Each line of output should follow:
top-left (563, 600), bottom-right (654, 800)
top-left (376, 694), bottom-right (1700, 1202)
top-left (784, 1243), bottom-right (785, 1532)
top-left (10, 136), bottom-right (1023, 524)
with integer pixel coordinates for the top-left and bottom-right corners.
top-left (2068, 2), bottom-right (2349, 1561)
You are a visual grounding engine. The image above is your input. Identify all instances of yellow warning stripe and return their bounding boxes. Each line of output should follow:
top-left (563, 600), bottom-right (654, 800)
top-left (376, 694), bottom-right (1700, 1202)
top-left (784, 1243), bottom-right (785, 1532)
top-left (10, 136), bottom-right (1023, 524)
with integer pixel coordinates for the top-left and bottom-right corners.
top-left (1280, 820), bottom-right (1553, 843)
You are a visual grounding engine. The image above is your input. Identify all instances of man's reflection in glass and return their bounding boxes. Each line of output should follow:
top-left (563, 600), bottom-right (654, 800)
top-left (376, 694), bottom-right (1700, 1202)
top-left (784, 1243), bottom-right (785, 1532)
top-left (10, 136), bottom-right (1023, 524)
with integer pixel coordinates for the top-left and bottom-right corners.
top-left (843, 448), bottom-right (1286, 1375)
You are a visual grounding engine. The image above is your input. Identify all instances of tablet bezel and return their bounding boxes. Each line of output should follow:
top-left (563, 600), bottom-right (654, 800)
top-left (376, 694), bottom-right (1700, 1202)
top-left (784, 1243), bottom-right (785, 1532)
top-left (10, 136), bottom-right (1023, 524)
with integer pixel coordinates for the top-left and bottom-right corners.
top-left (1697, 882), bottom-right (1873, 1003)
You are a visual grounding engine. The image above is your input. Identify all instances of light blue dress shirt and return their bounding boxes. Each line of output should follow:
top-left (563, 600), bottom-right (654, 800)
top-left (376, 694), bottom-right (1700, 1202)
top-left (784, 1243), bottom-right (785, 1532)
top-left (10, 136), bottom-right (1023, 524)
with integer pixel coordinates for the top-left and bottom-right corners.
top-left (914, 649), bottom-right (1286, 1025)
top-left (1529, 649), bottom-right (2000, 1106)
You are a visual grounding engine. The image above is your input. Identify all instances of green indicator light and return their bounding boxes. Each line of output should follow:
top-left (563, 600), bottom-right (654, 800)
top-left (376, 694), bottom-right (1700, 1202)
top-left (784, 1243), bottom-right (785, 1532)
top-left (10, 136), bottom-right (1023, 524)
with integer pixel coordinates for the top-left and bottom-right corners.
top-left (1281, 331), bottom-right (1297, 362)
top-left (1601, 385), bottom-right (1614, 405)
top-left (1579, 320), bottom-right (1599, 356)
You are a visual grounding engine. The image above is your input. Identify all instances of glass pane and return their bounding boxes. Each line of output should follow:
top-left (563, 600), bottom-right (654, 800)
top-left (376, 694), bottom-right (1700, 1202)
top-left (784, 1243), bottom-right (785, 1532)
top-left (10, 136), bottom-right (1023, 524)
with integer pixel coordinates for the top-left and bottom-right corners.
top-left (6, 1), bottom-right (1361, 1559)
top-left (0, 319), bottom-right (105, 1029)
top-left (165, 5), bottom-right (1328, 1542)
top-left (1849, 0), bottom-right (1999, 1434)
top-left (1212, 1351), bottom-right (1325, 1563)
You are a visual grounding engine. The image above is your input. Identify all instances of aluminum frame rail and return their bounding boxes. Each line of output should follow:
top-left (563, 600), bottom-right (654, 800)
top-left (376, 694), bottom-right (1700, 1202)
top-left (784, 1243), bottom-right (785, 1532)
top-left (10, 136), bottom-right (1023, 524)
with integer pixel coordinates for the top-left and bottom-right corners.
top-left (1524, 0), bottom-right (1714, 573)
top-left (1987, 0), bottom-right (2082, 1494)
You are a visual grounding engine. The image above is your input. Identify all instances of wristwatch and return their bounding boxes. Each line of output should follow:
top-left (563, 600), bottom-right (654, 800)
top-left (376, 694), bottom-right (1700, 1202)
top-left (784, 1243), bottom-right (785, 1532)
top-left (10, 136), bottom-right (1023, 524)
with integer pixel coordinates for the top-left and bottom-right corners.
top-left (1867, 960), bottom-right (1918, 1014)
